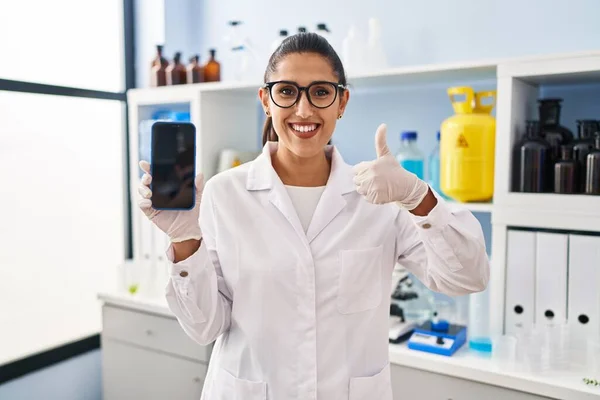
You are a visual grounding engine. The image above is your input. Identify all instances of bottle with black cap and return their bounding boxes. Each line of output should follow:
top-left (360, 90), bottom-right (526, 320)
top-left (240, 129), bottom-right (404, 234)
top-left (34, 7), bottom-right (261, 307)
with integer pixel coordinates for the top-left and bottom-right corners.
top-left (165, 52), bottom-right (187, 85)
top-left (513, 120), bottom-right (552, 193)
top-left (554, 144), bottom-right (578, 194)
top-left (150, 44), bottom-right (168, 87)
top-left (538, 98), bottom-right (574, 165)
top-left (585, 132), bottom-right (600, 194)
top-left (297, 26), bottom-right (307, 33)
top-left (203, 49), bottom-right (221, 82)
top-left (270, 29), bottom-right (288, 52)
top-left (573, 120), bottom-right (599, 191)
top-left (316, 23), bottom-right (331, 38)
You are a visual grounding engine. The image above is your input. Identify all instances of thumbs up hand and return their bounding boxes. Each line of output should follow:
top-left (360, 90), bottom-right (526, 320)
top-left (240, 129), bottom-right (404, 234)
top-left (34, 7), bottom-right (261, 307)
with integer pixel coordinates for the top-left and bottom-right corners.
top-left (353, 123), bottom-right (429, 210)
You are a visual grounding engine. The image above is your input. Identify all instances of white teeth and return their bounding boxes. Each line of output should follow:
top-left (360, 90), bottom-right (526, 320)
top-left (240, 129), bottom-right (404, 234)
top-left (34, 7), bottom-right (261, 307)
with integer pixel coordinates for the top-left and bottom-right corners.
top-left (291, 124), bottom-right (317, 133)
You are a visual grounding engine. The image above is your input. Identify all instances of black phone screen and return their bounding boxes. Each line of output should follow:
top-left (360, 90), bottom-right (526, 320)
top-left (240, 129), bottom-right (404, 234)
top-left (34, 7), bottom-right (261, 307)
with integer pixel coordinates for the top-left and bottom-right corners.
top-left (150, 121), bottom-right (196, 210)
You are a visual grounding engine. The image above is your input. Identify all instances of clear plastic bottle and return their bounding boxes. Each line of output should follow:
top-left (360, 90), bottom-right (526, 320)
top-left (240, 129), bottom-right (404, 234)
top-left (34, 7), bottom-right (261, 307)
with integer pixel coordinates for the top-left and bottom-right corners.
top-left (270, 29), bottom-right (288, 52)
top-left (468, 286), bottom-right (492, 353)
top-left (366, 17), bottom-right (388, 71)
top-left (396, 131), bottom-right (424, 180)
top-left (342, 25), bottom-right (366, 76)
top-left (427, 131), bottom-right (449, 198)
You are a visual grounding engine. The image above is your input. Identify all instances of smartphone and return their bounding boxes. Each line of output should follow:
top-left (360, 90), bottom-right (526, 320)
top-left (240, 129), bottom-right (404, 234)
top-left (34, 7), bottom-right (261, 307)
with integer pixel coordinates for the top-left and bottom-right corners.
top-left (150, 121), bottom-right (196, 210)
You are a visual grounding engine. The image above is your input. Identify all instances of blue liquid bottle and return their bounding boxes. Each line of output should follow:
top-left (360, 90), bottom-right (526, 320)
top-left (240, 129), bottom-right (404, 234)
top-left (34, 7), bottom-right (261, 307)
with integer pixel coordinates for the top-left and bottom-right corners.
top-left (396, 131), bottom-right (424, 179)
top-left (427, 131), bottom-right (449, 199)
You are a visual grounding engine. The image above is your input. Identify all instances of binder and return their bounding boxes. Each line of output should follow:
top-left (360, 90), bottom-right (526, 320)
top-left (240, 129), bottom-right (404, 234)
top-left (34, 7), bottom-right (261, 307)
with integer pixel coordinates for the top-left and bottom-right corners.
top-left (535, 232), bottom-right (568, 327)
top-left (504, 230), bottom-right (536, 335)
top-left (568, 234), bottom-right (600, 338)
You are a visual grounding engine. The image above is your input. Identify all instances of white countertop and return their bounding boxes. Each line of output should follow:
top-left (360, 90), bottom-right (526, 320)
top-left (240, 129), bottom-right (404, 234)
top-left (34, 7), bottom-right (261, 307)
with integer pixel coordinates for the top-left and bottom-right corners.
top-left (389, 343), bottom-right (599, 399)
top-left (98, 291), bottom-right (599, 399)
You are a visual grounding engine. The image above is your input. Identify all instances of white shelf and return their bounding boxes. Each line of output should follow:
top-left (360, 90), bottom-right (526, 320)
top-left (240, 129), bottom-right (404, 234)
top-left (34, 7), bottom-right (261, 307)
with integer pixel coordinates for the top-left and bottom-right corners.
top-left (389, 343), bottom-right (599, 400)
top-left (126, 50), bottom-right (600, 104)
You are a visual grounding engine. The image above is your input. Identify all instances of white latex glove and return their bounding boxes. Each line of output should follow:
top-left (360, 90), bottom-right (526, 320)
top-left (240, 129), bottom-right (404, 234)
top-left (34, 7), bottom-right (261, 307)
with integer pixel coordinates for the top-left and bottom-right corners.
top-left (137, 160), bottom-right (203, 242)
top-left (353, 123), bottom-right (429, 210)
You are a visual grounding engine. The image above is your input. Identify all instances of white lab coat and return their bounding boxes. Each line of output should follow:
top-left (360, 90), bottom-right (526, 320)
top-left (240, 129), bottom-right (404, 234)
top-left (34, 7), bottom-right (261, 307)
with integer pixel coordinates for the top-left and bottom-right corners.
top-left (165, 142), bottom-right (489, 400)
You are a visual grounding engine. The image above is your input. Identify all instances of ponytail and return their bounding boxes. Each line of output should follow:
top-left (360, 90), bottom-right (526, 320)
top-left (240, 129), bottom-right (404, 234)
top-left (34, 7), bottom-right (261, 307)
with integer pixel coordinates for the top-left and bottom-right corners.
top-left (262, 116), bottom-right (278, 146)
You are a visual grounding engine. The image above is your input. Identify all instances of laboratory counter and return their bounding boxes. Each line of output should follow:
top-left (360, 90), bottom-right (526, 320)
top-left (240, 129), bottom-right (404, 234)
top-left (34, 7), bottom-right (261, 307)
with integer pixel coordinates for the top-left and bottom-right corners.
top-left (97, 291), bottom-right (599, 400)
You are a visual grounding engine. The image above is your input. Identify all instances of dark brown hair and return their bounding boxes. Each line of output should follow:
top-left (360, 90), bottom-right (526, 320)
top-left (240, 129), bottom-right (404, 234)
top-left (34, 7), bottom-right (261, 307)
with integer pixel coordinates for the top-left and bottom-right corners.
top-left (262, 32), bottom-right (347, 146)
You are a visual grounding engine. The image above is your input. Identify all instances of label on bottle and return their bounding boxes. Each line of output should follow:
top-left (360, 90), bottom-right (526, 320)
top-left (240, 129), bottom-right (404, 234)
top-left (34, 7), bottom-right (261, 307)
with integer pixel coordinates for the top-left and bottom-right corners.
top-left (456, 134), bottom-right (469, 148)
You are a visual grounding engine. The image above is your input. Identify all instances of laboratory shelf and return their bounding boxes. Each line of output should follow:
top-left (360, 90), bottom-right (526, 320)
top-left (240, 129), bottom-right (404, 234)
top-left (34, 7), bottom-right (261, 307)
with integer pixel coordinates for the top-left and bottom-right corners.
top-left (126, 48), bottom-right (600, 348)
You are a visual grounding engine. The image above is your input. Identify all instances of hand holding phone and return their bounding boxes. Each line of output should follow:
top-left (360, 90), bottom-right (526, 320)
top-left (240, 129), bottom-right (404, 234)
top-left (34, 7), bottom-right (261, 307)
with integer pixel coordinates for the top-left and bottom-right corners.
top-left (138, 160), bottom-right (203, 242)
top-left (137, 122), bottom-right (203, 243)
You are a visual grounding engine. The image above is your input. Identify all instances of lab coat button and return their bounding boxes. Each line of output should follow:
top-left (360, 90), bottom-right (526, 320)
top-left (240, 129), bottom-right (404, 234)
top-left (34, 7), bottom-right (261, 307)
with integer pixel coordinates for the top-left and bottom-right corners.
top-left (179, 271), bottom-right (189, 277)
top-left (422, 223), bottom-right (432, 229)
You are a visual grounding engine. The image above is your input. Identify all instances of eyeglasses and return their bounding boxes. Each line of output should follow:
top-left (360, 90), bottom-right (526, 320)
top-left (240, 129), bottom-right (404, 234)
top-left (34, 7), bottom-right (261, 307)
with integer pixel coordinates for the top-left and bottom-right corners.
top-left (263, 80), bottom-right (346, 109)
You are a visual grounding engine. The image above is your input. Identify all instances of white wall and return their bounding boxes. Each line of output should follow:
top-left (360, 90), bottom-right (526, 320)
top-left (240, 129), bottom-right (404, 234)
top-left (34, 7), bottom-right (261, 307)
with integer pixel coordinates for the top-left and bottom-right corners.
top-left (155, 0), bottom-right (600, 83)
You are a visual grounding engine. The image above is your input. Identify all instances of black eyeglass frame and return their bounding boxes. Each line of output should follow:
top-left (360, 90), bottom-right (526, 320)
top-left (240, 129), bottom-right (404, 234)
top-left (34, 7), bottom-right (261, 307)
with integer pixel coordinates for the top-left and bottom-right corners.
top-left (263, 80), bottom-right (347, 109)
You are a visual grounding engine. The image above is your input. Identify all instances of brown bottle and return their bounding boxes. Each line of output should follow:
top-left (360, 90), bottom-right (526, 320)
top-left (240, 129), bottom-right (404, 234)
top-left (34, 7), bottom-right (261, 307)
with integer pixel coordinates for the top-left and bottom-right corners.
top-left (203, 49), bottom-right (221, 82)
top-left (187, 55), bottom-right (204, 83)
top-left (166, 52), bottom-right (187, 85)
top-left (150, 44), bottom-right (168, 87)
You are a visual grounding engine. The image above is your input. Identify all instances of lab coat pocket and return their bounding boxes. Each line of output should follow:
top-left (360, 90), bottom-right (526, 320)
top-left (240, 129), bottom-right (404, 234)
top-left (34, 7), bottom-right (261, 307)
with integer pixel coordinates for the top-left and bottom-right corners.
top-left (349, 362), bottom-right (393, 400)
top-left (337, 245), bottom-right (383, 314)
top-left (212, 368), bottom-right (267, 400)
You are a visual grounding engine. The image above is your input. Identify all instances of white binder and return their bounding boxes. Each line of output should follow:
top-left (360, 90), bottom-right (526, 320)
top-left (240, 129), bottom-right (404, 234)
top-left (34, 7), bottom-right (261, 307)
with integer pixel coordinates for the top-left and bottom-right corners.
top-left (534, 232), bottom-right (568, 326)
top-left (568, 234), bottom-right (600, 338)
top-left (504, 230), bottom-right (536, 335)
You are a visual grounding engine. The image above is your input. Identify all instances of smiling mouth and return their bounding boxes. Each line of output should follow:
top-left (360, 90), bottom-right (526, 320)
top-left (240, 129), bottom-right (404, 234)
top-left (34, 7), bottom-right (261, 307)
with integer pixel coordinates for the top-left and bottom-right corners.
top-left (289, 123), bottom-right (320, 133)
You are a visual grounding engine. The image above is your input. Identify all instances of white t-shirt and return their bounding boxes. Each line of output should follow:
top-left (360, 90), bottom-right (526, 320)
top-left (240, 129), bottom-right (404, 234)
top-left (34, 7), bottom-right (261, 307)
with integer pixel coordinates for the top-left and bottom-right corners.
top-left (284, 185), bottom-right (326, 233)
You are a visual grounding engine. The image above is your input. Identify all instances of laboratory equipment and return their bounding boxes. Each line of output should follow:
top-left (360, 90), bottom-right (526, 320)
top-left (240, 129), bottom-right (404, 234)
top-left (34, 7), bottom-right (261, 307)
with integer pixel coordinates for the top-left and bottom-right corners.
top-left (468, 287), bottom-right (492, 353)
top-left (224, 20), bottom-right (261, 81)
top-left (366, 18), bottom-right (388, 71)
top-left (440, 87), bottom-right (496, 202)
top-left (427, 131), bottom-right (449, 199)
top-left (297, 26), bottom-right (307, 33)
top-left (390, 264), bottom-right (435, 322)
top-left (538, 98), bottom-right (574, 164)
top-left (389, 303), bottom-right (418, 344)
top-left (407, 314), bottom-right (467, 356)
top-left (395, 131), bottom-right (424, 180)
top-left (573, 120), bottom-right (599, 192)
top-left (270, 29), bottom-right (288, 52)
top-left (512, 120), bottom-right (552, 193)
top-left (203, 49), bottom-right (221, 82)
top-left (342, 25), bottom-right (366, 76)
top-left (166, 52), bottom-right (187, 85)
top-left (150, 44), bottom-right (168, 87)
top-left (315, 23), bottom-right (331, 40)
top-left (554, 145), bottom-right (578, 193)
top-left (585, 133), bottom-right (600, 194)
top-left (187, 55), bottom-right (204, 83)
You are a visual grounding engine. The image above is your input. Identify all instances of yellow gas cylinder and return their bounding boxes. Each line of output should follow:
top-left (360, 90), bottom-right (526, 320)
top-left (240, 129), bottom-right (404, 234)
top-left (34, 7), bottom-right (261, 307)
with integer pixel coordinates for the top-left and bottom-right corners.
top-left (440, 86), bottom-right (496, 202)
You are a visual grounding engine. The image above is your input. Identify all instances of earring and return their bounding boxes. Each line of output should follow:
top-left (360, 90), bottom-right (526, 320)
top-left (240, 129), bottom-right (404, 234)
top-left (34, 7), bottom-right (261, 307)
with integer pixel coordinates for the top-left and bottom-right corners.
top-left (338, 114), bottom-right (343, 119)
top-left (265, 110), bottom-right (270, 117)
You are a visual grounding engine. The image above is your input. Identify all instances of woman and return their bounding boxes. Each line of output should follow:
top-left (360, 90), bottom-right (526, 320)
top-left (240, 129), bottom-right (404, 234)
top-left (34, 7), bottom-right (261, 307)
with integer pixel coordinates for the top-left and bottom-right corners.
top-left (137, 32), bottom-right (489, 400)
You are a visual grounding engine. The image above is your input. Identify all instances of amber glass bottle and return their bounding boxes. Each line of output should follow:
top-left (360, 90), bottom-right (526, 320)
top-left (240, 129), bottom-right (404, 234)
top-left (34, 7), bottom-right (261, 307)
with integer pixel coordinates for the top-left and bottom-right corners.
top-left (150, 44), bottom-right (168, 86)
top-left (187, 55), bottom-right (204, 83)
top-left (203, 49), bottom-right (221, 82)
top-left (166, 52), bottom-right (187, 85)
